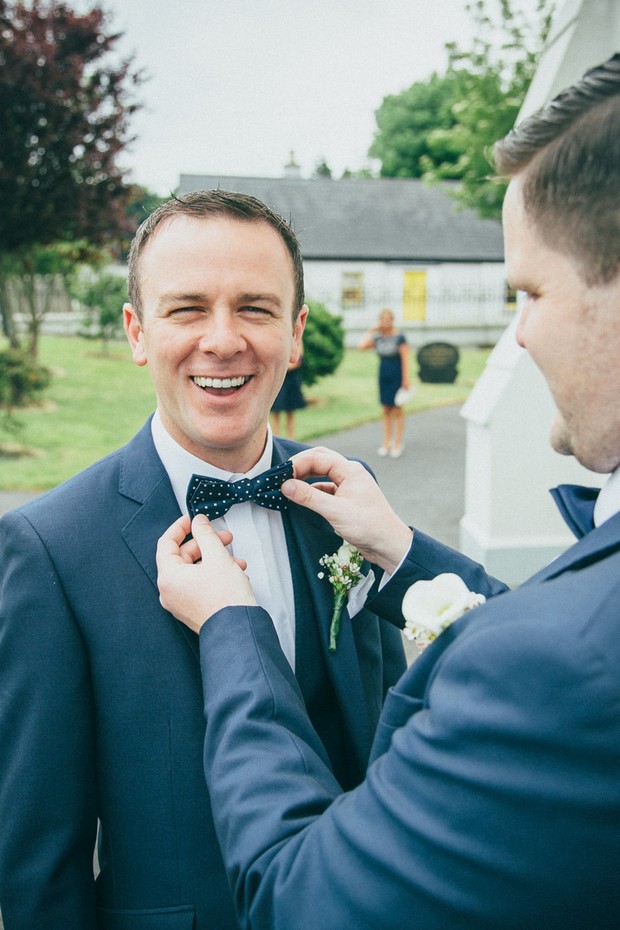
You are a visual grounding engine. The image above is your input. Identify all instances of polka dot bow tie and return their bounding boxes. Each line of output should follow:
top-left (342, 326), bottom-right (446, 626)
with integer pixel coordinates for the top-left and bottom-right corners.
top-left (186, 459), bottom-right (294, 520)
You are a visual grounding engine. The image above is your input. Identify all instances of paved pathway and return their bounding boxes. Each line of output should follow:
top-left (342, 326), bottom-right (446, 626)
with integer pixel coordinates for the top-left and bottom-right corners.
top-left (309, 403), bottom-right (465, 549)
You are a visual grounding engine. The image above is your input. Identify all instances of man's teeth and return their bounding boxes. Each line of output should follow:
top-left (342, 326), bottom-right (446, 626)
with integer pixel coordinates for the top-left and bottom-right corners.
top-left (193, 376), bottom-right (248, 389)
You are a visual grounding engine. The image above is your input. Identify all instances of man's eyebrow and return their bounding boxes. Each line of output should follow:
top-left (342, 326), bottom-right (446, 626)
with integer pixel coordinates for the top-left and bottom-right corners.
top-left (154, 291), bottom-right (286, 310)
top-left (238, 291), bottom-right (285, 307)
top-left (156, 292), bottom-right (208, 309)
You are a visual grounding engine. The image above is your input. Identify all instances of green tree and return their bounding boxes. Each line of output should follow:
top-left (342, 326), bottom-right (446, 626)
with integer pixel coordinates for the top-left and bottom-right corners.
top-left (0, 0), bottom-right (142, 346)
top-left (369, 70), bottom-right (463, 178)
top-left (369, 0), bottom-right (555, 218)
top-left (340, 167), bottom-right (375, 179)
top-left (77, 271), bottom-right (128, 353)
top-left (301, 301), bottom-right (345, 387)
top-left (313, 159), bottom-right (332, 179)
top-left (429, 0), bottom-right (555, 218)
top-left (3, 240), bottom-right (101, 356)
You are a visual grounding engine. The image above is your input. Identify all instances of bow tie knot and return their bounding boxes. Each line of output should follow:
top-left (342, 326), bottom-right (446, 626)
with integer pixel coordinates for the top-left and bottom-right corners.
top-left (187, 459), bottom-right (294, 520)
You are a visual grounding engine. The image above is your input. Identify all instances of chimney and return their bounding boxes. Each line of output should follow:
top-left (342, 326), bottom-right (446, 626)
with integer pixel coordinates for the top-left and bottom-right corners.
top-left (283, 150), bottom-right (301, 179)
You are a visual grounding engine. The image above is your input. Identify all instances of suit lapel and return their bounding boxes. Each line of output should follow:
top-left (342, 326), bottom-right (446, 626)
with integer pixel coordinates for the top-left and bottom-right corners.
top-left (117, 420), bottom-right (181, 587)
top-left (116, 421), bottom-right (199, 661)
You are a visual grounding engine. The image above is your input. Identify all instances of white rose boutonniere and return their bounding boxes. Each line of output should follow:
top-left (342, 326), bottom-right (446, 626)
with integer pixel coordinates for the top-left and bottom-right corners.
top-left (402, 572), bottom-right (486, 649)
top-left (318, 541), bottom-right (363, 652)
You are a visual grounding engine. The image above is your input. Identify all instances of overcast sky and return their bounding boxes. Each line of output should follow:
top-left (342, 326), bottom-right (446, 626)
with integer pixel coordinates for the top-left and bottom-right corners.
top-left (88, 0), bottom-right (533, 195)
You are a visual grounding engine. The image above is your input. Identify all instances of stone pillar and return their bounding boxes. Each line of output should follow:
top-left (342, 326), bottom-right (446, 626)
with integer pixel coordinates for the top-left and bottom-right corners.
top-left (460, 0), bottom-right (620, 587)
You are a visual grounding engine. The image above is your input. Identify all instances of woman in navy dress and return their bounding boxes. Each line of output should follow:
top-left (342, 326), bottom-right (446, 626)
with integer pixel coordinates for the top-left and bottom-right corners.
top-left (271, 357), bottom-right (306, 439)
top-left (358, 308), bottom-right (410, 457)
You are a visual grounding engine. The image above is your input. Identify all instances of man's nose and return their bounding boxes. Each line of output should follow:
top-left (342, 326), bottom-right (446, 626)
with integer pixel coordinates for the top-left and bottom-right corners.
top-left (515, 306), bottom-right (528, 348)
top-left (197, 312), bottom-right (245, 357)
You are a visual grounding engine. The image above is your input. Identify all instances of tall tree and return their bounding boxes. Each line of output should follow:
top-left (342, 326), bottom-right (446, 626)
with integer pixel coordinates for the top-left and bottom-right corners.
top-left (430, 0), bottom-right (555, 218)
top-left (369, 70), bottom-right (463, 178)
top-left (369, 0), bottom-right (555, 218)
top-left (0, 0), bottom-right (142, 344)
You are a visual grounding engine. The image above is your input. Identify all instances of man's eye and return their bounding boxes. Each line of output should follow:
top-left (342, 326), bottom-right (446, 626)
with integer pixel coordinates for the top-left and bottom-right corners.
top-left (242, 306), bottom-right (271, 315)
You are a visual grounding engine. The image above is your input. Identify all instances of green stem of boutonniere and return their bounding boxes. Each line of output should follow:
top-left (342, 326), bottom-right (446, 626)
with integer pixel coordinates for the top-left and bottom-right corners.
top-left (329, 591), bottom-right (348, 652)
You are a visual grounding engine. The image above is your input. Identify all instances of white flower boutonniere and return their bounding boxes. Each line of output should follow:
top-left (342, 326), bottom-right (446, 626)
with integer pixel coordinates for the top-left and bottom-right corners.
top-left (402, 572), bottom-right (486, 649)
top-left (318, 541), bottom-right (363, 652)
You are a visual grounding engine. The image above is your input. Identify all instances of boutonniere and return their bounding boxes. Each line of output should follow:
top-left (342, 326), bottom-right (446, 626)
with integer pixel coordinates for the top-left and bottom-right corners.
top-left (318, 541), bottom-right (363, 652)
top-left (402, 573), bottom-right (486, 650)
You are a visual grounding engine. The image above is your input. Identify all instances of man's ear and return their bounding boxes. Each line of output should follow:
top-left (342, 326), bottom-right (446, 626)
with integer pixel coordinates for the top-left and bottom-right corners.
top-left (124, 303), bottom-right (148, 367)
top-left (290, 304), bottom-right (309, 363)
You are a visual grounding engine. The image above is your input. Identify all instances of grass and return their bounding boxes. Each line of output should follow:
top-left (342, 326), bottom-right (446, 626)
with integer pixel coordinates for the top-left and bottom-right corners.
top-left (0, 336), bottom-right (492, 491)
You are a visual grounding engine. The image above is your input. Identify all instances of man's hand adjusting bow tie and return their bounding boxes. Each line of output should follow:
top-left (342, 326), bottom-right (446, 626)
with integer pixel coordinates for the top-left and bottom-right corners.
top-left (186, 460), bottom-right (294, 520)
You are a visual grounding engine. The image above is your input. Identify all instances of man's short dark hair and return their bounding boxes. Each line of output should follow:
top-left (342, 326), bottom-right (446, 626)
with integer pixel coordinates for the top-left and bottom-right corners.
top-left (128, 189), bottom-right (305, 319)
top-left (494, 54), bottom-right (620, 285)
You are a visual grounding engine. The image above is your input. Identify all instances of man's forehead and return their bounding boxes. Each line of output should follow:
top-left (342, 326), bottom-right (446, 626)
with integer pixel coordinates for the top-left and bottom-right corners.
top-left (140, 213), bottom-right (294, 280)
top-left (147, 213), bottom-right (281, 247)
top-left (502, 175), bottom-right (526, 222)
top-left (502, 177), bottom-right (533, 274)
top-left (137, 212), bottom-right (298, 309)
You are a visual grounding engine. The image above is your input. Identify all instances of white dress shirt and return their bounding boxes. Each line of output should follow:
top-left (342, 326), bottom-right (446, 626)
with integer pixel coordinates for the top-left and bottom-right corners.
top-left (152, 412), bottom-right (375, 669)
top-left (151, 412), bottom-right (297, 668)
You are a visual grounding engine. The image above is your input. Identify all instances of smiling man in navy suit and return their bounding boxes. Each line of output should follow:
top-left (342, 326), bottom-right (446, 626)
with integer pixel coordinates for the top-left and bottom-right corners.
top-left (156, 56), bottom-right (620, 930)
top-left (0, 190), bottom-right (406, 928)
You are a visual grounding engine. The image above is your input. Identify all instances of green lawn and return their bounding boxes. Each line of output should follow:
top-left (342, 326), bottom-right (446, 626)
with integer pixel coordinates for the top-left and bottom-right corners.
top-left (0, 336), bottom-right (492, 491)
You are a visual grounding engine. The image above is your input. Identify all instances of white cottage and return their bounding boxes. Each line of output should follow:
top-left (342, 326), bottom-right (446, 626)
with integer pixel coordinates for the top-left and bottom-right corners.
top-left (177, 172), bottom-right (509, 347)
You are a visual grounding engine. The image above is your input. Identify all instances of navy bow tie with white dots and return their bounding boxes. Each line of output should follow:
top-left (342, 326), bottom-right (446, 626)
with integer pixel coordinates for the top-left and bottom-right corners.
top-left (186, 459), bottom-right (294, 520)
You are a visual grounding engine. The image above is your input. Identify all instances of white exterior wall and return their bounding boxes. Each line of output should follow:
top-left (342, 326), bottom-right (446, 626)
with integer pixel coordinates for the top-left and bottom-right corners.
top-left (303, 259), bottom-right (510, 347)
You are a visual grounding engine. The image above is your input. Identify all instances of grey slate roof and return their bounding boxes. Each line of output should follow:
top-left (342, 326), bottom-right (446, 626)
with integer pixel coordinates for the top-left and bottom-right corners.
top-left (177, 173), bottom-right (505, 263)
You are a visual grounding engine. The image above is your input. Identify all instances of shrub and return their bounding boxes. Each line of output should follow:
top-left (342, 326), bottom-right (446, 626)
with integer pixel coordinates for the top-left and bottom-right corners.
top-left (0, 347), bottom-right (51, 411)
top-left (301, 301), bottom-right (345, 387)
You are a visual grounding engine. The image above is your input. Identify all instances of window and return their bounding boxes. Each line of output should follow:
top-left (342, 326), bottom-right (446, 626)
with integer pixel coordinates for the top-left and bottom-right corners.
top-left (341, 272), bottom-right (364, 308)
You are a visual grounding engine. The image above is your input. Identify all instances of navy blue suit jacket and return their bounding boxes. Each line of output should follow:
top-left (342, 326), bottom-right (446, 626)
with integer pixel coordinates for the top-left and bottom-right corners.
top-left (196, 516), bottom-right (620, 929)
top-left (0, 420), bottom-right (405, 929)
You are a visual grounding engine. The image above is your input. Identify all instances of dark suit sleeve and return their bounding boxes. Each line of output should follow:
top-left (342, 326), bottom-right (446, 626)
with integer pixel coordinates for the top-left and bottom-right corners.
top-left (370, 528), bottom-right (508, 627)
top-left (0, 512), bottom-right (98, 928)
top-left (199, 595), bottom-right (617, 930)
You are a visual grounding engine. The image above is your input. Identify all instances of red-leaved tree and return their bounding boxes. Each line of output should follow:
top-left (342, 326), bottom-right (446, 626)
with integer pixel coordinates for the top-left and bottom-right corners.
top-left (0, 0), bottom-right (142, 347)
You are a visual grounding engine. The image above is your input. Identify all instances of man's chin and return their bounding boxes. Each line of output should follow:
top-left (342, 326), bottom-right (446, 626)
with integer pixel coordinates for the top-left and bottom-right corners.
top-left (550, 419), bottom-right (614, 474)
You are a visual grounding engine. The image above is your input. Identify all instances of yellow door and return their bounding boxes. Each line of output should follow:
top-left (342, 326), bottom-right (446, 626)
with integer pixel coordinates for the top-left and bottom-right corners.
top-left (403, 270), bottom-right (427, 321)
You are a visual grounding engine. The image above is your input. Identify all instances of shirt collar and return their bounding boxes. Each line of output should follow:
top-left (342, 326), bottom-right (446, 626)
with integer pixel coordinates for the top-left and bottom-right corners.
top-left (593, 468), bottom-right (620, 527)
top-left (151, 410), bottom-right (273, 514)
